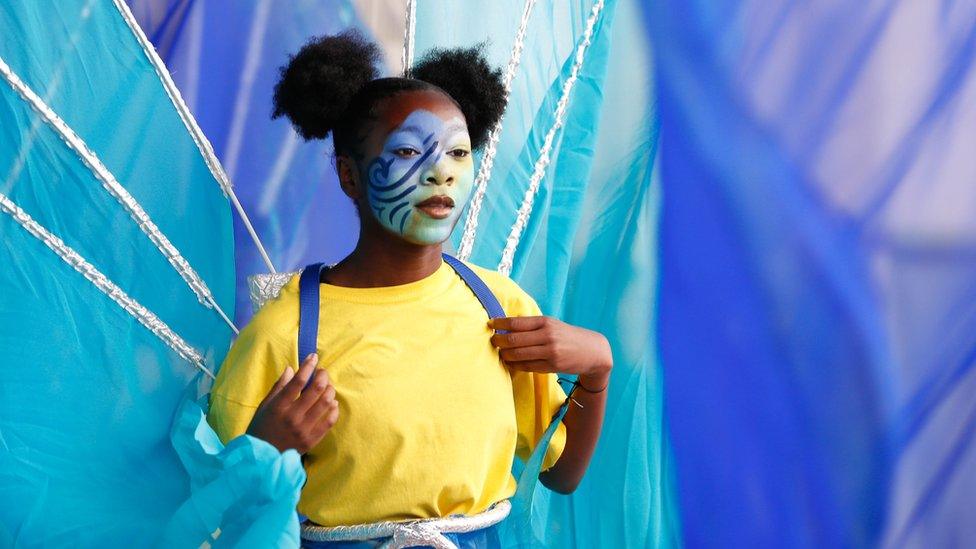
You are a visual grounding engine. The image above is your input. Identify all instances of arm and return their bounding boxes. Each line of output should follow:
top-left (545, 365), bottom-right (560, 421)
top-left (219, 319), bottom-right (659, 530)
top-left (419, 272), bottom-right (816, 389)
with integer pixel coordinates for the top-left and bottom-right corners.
top-left (489, 316), bottom-right (612, 494)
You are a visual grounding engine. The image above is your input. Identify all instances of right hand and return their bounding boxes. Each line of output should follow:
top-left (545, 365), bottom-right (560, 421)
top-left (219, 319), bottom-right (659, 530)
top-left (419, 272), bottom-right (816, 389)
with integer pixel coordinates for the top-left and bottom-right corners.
top-left (246, 353), bottom-right (340, 454)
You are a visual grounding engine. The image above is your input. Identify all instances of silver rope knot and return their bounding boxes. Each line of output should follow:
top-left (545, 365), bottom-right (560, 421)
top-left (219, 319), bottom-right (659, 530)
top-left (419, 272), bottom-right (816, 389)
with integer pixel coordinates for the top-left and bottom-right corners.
top-left (382, 521), bottom-right (456, 549)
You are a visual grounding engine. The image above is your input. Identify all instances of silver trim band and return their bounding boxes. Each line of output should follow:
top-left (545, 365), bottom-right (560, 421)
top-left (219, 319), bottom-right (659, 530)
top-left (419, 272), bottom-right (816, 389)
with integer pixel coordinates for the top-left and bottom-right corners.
top-left (110, 0), bottom-right (277, 274)
top-left (457, 0), bottom-right (539, 261)
top-left (301, 500), bottom-right (510, 549)
top-left (497, 0), bottom-right (608, 276)
top-left (0, 53), bottom-right (238, 335)
top-left (0, 191), bottom-right (213, 379)
top-left (401, 0), bottom-right (417, 75)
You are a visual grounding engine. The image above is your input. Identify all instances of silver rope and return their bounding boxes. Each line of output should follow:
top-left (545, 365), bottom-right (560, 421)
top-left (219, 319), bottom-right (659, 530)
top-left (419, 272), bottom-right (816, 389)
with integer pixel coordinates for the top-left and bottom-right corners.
top-left (110, 0), bottom-right (277, 274)
top-left (497, 0), bottom-right (607, 276)
top-left (457, 0), bottom-right (539, 261)
top-left (0, 191), bottom-right (214, 380)
top-left (401, 0), bottom-right (418, 76)
top-left (301, 500), bottom-right (510, 548)
top-left (0, 54), bottom-right (239, 335)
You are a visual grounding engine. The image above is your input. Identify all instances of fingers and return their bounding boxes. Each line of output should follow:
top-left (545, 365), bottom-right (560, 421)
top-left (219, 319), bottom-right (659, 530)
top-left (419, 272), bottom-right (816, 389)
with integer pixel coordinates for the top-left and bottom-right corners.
top-left (316, 401), bottom-right (341, 433)
top-left (499, 345), bottom-right (550, 363)
top-left (491, 329), bottom-right (549, 349)
top-left (489, 316), bottom-right (548, 333)
top-left (307, 399), bottom-right (340, 444)
top-left (282, 353), bottom-right (319, 401)
top-left (303, 384), bottom-right (336, 420)
top-left (293, 369), bottom-right (333, 415)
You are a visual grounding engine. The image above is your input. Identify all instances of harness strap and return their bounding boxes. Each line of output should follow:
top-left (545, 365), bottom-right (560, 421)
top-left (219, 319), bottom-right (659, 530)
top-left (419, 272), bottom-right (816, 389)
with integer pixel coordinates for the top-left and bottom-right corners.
top-left (440, 253), bottom-right (507, 324)
top-left (294, 255), bottom-right (563, 538)
top-left (296, 255), bottom-right (507, 363)
top-left (297, 262), bottom-right (328, 364)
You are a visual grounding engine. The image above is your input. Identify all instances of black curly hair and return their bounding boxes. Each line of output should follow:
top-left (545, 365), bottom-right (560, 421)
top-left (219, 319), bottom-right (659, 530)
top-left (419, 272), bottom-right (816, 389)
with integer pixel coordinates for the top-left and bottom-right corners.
top-left (272, 30), bottom-right (505, 156)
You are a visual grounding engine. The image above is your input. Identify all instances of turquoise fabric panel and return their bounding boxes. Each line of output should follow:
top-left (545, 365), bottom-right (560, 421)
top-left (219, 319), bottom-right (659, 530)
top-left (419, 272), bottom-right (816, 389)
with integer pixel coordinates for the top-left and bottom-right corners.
top-left (417, 1), bottom-right (682, 546)
top-left (0, 1), bottom-right (235, 343)
top-left (535, 1), bottom-right (682, 545)
top-left (0, 2), bottom-right (305, 546)
top-left (130, 0), bottom-right (384, 324)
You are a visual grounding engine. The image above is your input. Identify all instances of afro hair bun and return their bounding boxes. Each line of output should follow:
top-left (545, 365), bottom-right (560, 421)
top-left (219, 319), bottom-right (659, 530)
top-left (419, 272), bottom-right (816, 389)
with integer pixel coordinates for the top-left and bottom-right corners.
top-left (272, 30), bottom-right (380, 140)
top-left (412, 45), bottom-right (506, 150)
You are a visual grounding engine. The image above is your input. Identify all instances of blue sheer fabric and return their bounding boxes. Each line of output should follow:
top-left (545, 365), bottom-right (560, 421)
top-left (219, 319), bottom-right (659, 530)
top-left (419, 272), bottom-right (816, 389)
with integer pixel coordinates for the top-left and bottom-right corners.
top-left (13, 0), bottom-right (970, 547)
top-left (0, 2), bottom-right (304, 546)
top-left (415, 1), bottom-right (682, 547)
top-left (648, 1), bottom-right (976, 546)
top-left (129, 0), bottom-right (375, 325)
top-left (134, 0), bottom-right (680, 547)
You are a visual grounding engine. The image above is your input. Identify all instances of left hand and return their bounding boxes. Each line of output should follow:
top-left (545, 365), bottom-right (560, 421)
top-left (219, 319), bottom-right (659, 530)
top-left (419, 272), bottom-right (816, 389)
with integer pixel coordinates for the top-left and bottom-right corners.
top-left (489, 316), bottom-right (612, 379)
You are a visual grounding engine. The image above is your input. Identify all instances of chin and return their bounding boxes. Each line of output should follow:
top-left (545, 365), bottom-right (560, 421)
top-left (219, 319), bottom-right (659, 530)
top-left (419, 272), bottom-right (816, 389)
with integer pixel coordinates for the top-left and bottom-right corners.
top-left (400, 229), bottom-right (452, 247)
top-left (398, 217), bottom-right (458, 246)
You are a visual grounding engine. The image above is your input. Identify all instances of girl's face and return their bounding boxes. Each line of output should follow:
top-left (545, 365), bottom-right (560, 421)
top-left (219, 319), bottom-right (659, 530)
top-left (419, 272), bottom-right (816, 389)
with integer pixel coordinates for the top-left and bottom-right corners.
top-left (352, 90), bottom-right (474, 246)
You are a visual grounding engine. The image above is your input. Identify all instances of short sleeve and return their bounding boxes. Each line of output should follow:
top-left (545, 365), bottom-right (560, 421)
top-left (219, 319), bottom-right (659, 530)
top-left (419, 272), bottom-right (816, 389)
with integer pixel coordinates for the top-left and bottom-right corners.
top-left (207, 306), bottom-right (294, 444)
top-left (513, 370), bottom-right (568, 471)
top-left (489, 271), bottom-right (568, 471)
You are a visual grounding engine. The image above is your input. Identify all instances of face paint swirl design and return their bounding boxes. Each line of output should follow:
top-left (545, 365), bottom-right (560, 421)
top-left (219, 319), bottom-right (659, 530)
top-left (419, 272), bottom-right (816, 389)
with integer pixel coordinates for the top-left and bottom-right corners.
top-left (363, 110), bottom-right (474, 245)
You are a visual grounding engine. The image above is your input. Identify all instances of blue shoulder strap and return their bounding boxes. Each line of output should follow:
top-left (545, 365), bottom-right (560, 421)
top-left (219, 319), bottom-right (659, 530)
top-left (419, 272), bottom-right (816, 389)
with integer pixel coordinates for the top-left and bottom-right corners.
top-left (297, 263), bottom-right (328, 363)
top-left (296, 255), bottom-right (565, 537)
top-left (297, 256), bottom-right (505, 362)
top-left (441, 253), bottom-right (507, 325)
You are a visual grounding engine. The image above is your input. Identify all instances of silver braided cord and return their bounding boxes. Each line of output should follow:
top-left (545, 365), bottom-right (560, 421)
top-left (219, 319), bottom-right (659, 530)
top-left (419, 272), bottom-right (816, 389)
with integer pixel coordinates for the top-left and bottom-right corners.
top-left (401, 0), bottom-right (418, 76)
top-left (456, 0), bottom-right (539, 261)
top-left (497, 0), bottom-right (607, 276)
top-left (0, 191), bottom-right (214, 380)
top-left (110, 0), bottom-right (277, 274)
top-left (301, 499), bottom-right (511, 548)
top-left (0, 54), bottom-right (239, 335)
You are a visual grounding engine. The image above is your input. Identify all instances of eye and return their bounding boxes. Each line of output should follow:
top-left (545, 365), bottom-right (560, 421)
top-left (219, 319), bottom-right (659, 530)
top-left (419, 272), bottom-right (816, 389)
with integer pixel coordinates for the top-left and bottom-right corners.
top-left (447, 148), bottom-right (470, 159)
top-left (393, 147), bottom-right (420, 158)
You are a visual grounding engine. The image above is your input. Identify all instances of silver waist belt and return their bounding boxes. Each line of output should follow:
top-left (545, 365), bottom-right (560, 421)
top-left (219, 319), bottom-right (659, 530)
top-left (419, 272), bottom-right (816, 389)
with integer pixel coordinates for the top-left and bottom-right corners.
top-left (300, 499), bottom-right (511, 549)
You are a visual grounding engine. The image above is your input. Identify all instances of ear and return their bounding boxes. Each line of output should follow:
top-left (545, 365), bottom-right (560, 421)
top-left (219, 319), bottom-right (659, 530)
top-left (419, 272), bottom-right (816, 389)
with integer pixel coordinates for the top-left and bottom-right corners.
top-left (336, 155), bottom-right (363, 199)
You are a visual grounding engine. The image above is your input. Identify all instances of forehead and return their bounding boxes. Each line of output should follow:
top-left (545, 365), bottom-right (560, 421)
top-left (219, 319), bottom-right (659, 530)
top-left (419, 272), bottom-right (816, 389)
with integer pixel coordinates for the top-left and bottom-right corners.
top-left (374, 89), bottom-right (466, 135)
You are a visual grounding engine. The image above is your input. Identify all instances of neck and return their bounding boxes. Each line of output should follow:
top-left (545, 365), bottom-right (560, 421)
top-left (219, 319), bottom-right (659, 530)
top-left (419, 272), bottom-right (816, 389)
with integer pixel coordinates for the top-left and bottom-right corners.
top-left (326, 222), bottom-right (444, 288)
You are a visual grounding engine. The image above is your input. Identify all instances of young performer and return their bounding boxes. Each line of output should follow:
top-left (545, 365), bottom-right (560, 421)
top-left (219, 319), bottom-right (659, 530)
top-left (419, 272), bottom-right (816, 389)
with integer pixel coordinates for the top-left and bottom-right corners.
top-left (208, 30), bottom-right (612, 547)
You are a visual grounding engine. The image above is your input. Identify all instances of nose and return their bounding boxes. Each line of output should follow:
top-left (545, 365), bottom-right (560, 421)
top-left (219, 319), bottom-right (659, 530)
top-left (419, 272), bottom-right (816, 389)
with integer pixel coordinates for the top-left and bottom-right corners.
top-left (421, 158), bottom-right (455, 186)
top-left (425, 173), bottom-right (455, 186)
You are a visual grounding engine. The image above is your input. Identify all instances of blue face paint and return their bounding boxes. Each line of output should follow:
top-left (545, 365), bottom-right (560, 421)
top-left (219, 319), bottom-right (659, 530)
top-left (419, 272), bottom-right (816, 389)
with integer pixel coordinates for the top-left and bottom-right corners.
top-left (364, 110), bottom-right (474, 245)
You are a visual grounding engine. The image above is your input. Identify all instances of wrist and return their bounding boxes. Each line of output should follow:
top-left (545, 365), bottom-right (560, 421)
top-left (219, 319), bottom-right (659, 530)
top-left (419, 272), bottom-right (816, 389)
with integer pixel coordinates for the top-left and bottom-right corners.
top-left (579, 369), bottom-right (610, 390)
top-left (582, 334), bottom-right (613, 380)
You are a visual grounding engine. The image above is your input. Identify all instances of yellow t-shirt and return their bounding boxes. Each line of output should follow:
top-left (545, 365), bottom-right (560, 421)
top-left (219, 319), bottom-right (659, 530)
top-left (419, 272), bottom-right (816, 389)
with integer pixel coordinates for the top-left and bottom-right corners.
top-left (207, 260), bottom-right (567, 527)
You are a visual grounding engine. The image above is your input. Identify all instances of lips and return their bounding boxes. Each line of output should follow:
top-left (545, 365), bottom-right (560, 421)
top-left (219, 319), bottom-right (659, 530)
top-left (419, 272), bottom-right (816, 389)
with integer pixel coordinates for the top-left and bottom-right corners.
top-left (414, 195), bottom-right (455, 219)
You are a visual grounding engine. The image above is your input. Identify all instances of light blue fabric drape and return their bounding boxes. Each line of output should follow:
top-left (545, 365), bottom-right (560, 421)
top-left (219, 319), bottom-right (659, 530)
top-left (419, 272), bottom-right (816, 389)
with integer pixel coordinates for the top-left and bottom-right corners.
top-left (129, 0), bottom-right (681, 546)
top-left (16, 0), bottom-right (974, 547)
top-left (648, 1), bottom-right (976, 546)
top-left (5, 0), bottom-right (679, 546)
top-left (0, 2), bottom-right (304, 546)
top-left (416, 1), bottom-right (682, 546)
top-left (130, 0), bottom-right (381, 325)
